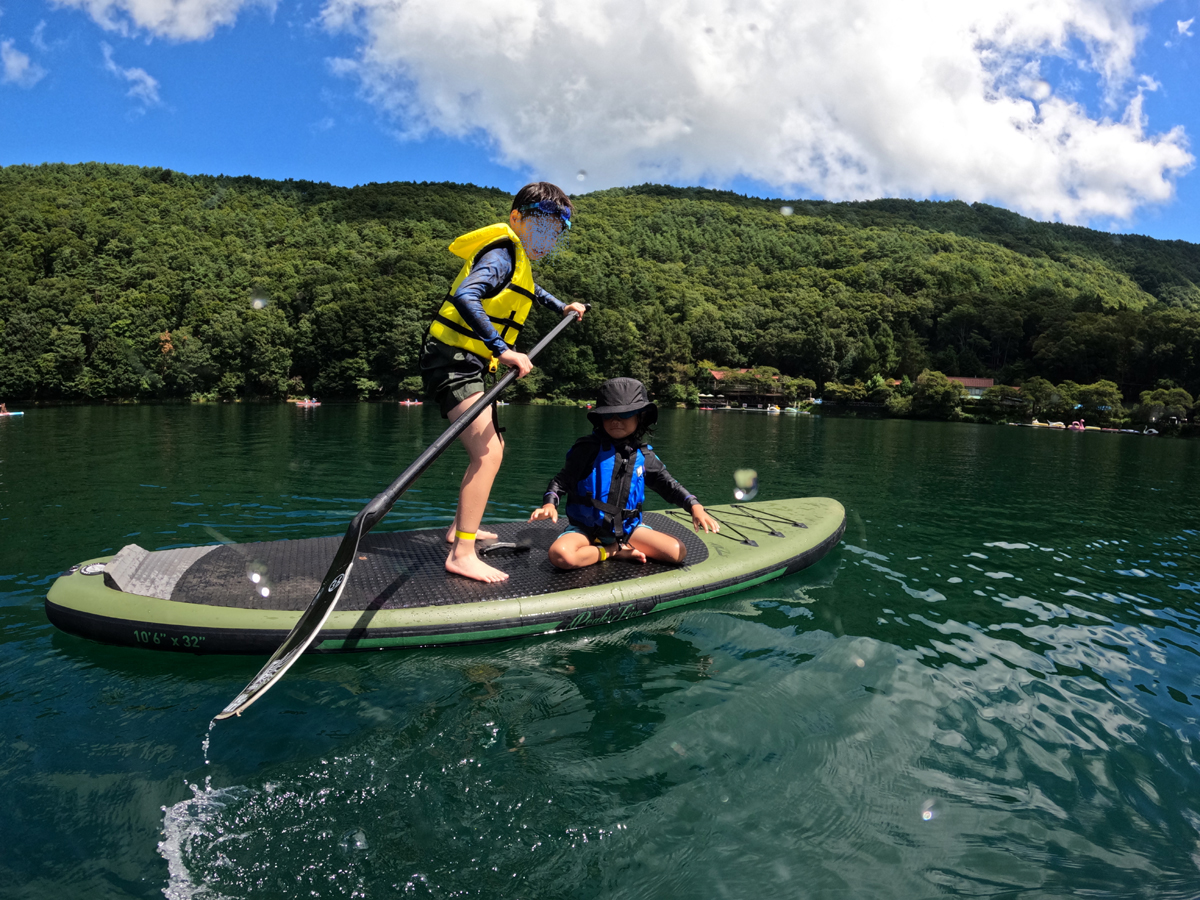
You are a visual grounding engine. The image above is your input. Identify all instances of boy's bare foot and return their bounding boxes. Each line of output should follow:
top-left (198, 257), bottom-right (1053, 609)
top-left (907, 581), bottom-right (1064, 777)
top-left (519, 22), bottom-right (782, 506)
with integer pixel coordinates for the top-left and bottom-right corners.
top-left (445, 549), bottom-right (510, 583)
top-left (445, 527), bottom-right (498, 543)
top-left (611, 545), bottom-right (648, 564)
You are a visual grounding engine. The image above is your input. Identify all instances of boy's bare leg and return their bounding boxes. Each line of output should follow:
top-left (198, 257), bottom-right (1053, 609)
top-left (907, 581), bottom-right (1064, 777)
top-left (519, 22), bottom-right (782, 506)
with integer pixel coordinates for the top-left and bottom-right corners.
top-left (547, 533), bottom-right (608, 570)
top-left (445, 513), bottom-right (498, 544)
top-left (444, 392), bottom-right (509, 583)
top-left (621, 526), bottom-right (686, 565)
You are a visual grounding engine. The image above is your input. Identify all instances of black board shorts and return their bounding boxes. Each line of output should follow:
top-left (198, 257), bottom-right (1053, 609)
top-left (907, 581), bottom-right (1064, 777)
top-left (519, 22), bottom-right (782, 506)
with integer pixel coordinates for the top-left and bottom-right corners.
top-left (420, 336), bottom-right (490, 417)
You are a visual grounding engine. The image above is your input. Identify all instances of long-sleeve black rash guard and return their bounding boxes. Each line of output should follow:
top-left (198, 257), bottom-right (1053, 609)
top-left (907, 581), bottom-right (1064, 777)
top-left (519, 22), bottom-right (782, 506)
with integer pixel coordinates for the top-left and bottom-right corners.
top-left (542, 434), bottom-right (698, 513)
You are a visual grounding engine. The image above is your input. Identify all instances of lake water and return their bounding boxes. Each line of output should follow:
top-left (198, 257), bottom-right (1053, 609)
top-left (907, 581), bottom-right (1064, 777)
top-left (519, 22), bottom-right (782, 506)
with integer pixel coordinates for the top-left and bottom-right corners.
top-left (2, 405), bottom-right (1200, 899)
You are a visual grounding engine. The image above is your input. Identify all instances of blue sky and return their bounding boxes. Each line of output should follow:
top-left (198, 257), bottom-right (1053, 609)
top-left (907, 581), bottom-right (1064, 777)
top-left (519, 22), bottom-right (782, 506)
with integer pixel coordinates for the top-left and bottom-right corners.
top-left (2, 0), bottom-right (1198, 243)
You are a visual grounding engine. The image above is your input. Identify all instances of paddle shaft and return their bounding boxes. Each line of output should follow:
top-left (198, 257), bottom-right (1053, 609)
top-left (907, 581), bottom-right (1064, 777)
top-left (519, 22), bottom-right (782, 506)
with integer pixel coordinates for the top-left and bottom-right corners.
top-left (215, 309), bottom-right (583, 720)
top-left (352, 309), bottom-right (581, 539)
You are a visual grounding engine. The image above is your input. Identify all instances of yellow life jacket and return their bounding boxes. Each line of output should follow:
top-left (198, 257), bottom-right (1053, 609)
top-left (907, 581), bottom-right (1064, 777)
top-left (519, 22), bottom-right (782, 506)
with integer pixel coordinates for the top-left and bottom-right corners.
top-left (427, 222), bottom-right (536, 364)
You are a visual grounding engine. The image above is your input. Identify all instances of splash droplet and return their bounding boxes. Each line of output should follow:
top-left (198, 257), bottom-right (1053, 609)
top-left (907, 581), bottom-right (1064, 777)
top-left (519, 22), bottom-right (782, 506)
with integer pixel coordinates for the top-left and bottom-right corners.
top-left (339, 828), bottom-right (369, 852)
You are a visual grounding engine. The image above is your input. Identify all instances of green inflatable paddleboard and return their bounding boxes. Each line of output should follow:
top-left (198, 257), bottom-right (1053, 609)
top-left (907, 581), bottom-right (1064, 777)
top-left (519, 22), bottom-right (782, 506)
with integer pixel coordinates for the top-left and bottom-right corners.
top-left (46, 497), bottom-right (844, 655)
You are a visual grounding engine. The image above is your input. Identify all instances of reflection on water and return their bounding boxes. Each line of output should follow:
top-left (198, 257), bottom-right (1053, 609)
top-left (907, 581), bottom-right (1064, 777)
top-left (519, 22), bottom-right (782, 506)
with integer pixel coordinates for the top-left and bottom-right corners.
top-left (2, 407), bottom-right (1200, 897)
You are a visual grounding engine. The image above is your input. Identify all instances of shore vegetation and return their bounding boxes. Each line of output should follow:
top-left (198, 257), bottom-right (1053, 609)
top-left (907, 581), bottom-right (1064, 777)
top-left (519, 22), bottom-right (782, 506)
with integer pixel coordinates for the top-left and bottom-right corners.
top-left (2, 163), bottom-right (1198, 430)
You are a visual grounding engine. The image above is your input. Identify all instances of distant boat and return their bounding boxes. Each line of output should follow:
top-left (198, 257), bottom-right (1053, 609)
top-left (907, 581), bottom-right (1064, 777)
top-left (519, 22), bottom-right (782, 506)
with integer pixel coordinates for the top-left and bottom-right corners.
top-left (295, 399), bottom-right (321, 408)
top-left (398, 399), bottom-right (423, 406)
top-left (0, 410), bottom-right (23, 417)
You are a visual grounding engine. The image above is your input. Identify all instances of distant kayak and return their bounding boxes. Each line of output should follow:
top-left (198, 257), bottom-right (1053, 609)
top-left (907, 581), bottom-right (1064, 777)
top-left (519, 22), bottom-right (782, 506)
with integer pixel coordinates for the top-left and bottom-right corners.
top-left (0, 411), bottom-right (24, 417)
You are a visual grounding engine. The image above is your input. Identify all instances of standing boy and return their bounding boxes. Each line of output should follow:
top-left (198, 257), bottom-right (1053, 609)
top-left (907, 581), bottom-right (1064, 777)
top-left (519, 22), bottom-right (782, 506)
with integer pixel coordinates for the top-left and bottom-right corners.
top-left (422, 182), bottom-right (586, 583)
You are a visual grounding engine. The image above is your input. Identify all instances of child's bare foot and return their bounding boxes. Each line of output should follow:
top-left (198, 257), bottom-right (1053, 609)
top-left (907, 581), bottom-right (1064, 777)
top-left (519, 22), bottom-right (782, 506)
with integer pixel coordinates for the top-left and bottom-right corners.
top-left (611, 545), bottom-right (648, 564)
top-left (445, 527), bottom-right (498, 543)
top-left (445, 549), bottom-right (510, 583)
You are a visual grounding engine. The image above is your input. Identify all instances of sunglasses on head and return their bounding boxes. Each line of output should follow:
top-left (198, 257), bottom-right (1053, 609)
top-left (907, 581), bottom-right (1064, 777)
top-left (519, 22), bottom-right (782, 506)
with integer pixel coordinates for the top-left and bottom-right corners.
top-left (518, 200), bottom-right (572, 230)
top-left (601, 410), bottom-right (639, 421)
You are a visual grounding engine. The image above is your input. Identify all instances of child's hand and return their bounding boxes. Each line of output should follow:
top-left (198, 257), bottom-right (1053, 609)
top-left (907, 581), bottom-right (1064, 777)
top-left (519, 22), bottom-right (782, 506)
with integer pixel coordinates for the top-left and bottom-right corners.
top-left (563, 302), bottom-right (587, 321)
top-left (498, 349), bottom-right (533, 377)
top-left (690, 504), bottom-right (720, 534)
top-left (530, 503), bottom-right (559, 523)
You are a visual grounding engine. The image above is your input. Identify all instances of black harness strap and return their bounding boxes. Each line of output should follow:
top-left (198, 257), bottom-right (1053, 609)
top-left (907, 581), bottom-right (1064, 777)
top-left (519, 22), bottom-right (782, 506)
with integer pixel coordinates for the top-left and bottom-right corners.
top-left (588, 448), bottom-right (639, 541)
top-left (433, 313), bottom-right (482, 340)
top-left (487, 310), bottom-right (523, 344)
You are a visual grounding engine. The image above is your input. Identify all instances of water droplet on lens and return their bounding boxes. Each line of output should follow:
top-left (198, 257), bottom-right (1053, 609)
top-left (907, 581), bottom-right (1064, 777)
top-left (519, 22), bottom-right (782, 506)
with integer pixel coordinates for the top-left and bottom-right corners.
top-left (921, 799), bottom-right (937, 821)
top-left (576, 170), bottom-right (587, 181)
top-left (733, 468), bottom-right (758, 501)
top-left (780, 205), bottom-right (793, 216)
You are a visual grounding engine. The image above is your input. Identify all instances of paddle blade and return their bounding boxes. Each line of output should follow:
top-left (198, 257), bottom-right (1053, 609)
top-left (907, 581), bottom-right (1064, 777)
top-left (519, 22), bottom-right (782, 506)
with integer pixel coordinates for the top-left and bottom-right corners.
top-left (214, 560), bottom-right (354, 720)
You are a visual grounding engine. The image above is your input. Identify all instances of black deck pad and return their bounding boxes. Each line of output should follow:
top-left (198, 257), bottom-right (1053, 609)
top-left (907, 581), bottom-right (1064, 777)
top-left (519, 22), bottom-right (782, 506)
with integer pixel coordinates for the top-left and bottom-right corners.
top-left (169, 514), bottom-right (708, 612)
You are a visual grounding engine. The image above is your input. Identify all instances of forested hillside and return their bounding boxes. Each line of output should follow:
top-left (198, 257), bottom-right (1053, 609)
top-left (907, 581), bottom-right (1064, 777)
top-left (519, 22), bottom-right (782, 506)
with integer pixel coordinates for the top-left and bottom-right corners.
top-left (2, 162), bottom-right (1198, 404)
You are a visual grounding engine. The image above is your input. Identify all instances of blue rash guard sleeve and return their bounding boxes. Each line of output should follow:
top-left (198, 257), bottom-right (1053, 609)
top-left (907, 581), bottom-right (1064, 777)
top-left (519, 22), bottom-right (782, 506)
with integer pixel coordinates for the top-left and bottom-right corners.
top-left (450, 246), bottom-right (568, 356)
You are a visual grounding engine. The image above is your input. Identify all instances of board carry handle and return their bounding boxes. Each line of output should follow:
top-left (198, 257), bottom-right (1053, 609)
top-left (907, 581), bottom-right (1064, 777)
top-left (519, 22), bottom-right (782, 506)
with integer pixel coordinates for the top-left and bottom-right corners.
top-left (215, 306), bottom-right (587, 721)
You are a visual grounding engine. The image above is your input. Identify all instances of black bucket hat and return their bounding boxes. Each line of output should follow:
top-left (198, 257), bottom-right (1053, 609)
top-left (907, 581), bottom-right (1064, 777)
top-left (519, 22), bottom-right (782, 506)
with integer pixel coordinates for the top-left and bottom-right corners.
top-left (587, 378), bottom-right (658, 428)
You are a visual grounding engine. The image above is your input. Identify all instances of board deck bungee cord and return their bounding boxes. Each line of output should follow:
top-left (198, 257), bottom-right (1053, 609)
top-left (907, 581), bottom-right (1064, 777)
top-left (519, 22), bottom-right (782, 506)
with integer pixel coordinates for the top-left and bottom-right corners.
top-left (46, 498), bottom-right (844, 654)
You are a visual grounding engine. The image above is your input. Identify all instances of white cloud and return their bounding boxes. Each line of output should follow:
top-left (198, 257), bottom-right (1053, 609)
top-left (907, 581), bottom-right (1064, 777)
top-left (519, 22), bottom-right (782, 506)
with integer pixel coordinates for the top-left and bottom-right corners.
top-left (102, 42), bottom-right (160, 105)
top-left (52, 0), bottom-right (273, 41)
top-left (32, 21), bottom-right (49, 52)
top-left (1178, 17), bottom-right (1194, 36)
top-left (320, 0), bottom-right (1192, 224)
top-left (1, 38), bottom-right (46, 87)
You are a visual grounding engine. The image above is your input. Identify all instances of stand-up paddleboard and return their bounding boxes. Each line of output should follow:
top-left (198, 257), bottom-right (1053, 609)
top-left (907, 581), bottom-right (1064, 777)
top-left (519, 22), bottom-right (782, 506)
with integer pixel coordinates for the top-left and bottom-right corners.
top-left (46, 498), bottom-right (844, 654)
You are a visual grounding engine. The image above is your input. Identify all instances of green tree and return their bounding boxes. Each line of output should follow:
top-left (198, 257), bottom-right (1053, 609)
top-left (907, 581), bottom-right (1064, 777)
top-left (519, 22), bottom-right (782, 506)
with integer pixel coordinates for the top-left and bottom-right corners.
top-left (978, 384), bottom-right (1025, 421)
top-left (1019, 376), bottom-right (1056, 417)
top-left (1075, 380), bottom-right (1125, 425)
top-left (912, 369), bottom-right (967, 419)
top-left (823, 381), bottom-right (866, 402)
top-left (1134, 385), bottom-right (1192, 424)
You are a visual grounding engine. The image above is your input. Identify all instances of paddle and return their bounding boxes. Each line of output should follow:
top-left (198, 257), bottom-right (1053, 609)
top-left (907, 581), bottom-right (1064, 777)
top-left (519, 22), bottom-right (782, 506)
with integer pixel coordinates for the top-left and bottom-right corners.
top-left (215, 308), bottom-right (585, 719)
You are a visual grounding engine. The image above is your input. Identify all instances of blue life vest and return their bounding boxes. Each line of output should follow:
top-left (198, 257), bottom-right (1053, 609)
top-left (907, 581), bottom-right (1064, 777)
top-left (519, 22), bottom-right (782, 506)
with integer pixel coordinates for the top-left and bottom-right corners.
top-left (565, 440), bottom-right (647, 540)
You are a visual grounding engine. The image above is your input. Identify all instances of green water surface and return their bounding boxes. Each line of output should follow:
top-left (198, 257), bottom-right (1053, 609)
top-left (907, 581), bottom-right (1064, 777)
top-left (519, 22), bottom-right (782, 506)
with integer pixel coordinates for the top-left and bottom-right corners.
top-left (2, 404), bottom-right (1199, 899)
